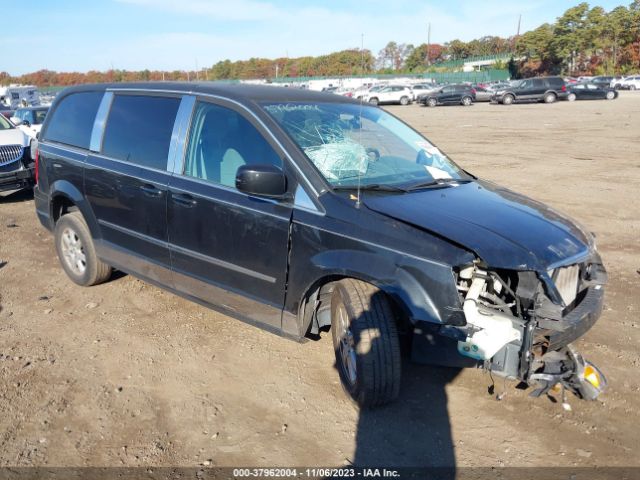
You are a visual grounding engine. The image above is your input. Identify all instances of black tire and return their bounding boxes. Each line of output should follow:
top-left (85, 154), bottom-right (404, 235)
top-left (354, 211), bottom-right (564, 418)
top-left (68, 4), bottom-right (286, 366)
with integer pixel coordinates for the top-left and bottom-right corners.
top-left (54, 211), bottom-right (111, 286)
top-left (544, 92), bottom-right (557, 103)
top-left (399, 96), bottom-right (409, 106)
top-left (605, 91), bottom-right (616, 100)
top-left (330, 279), bottom-right (401, 407)
top-left (502, 94), bottom-right (514, 105)
top-left (426, 97), bottom-right (437, 107)
top-left (368, 97), bottom-right (379, 105)
top-left (461, 96), bottom-right (472, 106)
top-left (567, 93), bottom-right (577, 102)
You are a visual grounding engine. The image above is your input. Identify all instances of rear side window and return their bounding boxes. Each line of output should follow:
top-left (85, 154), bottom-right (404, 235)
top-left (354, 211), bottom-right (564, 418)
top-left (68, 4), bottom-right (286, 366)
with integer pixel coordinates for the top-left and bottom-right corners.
top-left (546, 77), bottom-right (564, 88)
top-left (43, 91), bottom-right (103, 149)
top-left (102, 95), bottom-right (180, 170)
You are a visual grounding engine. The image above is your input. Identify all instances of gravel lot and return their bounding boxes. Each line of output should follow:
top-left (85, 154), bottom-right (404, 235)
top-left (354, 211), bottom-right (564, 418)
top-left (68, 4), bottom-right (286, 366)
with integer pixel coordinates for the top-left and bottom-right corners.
top-left (1, 92), bottom-right (639, 469)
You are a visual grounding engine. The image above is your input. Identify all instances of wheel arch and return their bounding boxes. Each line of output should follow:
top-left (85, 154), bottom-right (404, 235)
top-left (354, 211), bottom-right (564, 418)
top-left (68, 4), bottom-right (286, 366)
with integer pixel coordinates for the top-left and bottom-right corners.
top-left (292, 250), bottom-right (461, 338)
top-left (297, 272), bottom-right (413, 338)
top-left (49, 179), bottom-right (101, 238)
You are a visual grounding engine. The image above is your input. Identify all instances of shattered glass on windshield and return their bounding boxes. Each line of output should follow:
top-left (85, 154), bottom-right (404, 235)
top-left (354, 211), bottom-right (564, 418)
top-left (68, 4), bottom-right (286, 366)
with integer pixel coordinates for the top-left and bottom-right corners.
top-left (263, 102), bottom-right (465, 187)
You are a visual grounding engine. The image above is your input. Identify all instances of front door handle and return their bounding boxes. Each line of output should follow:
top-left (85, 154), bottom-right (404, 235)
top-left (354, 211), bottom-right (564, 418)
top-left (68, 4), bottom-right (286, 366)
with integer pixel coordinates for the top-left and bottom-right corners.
top-left (140, 184), bottom-right (163, 197)
top-left (172, 193), bottom-right (197, 207)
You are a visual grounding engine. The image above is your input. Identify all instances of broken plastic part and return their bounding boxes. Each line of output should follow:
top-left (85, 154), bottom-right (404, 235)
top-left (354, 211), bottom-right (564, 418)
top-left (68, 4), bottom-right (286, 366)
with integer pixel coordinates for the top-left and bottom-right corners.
top-left (457, 270), bottom-right (522, 361)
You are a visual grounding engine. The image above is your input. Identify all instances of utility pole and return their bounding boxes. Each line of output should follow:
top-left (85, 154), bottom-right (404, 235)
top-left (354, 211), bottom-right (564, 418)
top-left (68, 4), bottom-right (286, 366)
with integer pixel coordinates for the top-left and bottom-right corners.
top-left (513, 14), bottom-right (521, 51)
top-left (426, 22), bottom-right (431, 66)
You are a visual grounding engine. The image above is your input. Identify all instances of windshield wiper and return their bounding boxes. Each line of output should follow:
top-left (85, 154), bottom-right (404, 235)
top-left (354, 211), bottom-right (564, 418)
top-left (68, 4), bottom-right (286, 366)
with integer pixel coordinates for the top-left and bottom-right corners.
top-left (333, 183), bottom-right (409, 193)
top-left (406, 178), bottom-right (473, 191)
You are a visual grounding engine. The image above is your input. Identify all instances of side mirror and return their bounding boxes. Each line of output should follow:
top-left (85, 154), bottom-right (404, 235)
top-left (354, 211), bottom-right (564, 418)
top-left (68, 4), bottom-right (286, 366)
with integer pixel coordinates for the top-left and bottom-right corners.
top-left (236, 164), bottom-right (288, 199)
top-left (22, 120), bottom-right (31, 127)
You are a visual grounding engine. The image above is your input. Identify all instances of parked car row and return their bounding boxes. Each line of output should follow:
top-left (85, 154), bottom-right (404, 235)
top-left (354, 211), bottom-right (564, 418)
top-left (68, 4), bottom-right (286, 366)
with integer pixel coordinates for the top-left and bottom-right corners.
top-left (325, 74), bottom-right (632, 109)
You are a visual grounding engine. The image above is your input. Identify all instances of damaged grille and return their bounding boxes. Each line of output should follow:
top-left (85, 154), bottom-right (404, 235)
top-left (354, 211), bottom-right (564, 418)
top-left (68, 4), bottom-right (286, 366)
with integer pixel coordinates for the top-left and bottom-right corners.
top-left (552, 264), bottom-right (580, 306)
top-left (0, 145), bottom-right (23, 166)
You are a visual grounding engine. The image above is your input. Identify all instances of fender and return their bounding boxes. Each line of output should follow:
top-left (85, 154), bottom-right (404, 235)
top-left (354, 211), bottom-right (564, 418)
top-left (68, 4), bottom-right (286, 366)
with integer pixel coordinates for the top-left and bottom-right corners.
top-left (49, 179), bottom-right (101, 239)
top-left (285, 221), bottom-right (467, 338)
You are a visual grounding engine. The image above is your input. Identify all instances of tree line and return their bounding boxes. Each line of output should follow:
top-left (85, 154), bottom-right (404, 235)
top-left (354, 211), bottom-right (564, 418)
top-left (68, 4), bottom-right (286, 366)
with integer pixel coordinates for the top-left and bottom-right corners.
top-left (1, 1), bottom-right (638, 87)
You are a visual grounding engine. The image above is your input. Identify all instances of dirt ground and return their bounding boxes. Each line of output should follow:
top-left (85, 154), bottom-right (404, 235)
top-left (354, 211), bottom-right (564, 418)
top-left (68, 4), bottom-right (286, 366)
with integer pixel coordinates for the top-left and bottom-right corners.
top-left (1, 92), bottom-right (639, 469)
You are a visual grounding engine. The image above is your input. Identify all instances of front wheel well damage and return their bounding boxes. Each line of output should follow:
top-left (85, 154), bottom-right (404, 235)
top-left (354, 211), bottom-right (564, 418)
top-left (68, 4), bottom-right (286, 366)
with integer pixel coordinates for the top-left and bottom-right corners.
top-left (298, 276), bottom-right (410, 340)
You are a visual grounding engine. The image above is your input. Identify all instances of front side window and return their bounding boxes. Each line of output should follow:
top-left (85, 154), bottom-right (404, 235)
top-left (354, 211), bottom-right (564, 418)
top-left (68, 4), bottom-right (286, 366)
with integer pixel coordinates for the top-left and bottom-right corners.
top-left (33, 109), bottom-right (48, 124)
top-left (183, 102), bottom-right (282, 188)
top-left (263, 102), bottom-right (465, 188)
top-left (102, 95), bottom-right (180, 170)
top-left (42, 91), bottom-right (103, 149)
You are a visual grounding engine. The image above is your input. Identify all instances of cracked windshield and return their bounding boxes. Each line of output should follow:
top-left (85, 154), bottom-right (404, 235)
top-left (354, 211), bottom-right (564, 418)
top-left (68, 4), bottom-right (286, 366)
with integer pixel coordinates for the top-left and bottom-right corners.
top-left (263, 102), bottom-right (465, 188)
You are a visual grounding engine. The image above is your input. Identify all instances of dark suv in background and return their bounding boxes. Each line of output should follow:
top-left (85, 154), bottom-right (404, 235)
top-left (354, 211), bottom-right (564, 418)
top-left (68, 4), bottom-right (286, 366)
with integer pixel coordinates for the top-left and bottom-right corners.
top-left (418, 84), bottom-right (475, 107)
top-left (491, 76), bottom-right (568, 104)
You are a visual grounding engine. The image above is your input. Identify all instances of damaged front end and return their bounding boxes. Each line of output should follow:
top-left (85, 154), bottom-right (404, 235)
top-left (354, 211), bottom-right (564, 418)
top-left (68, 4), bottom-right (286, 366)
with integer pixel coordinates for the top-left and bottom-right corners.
top-left (413, 255), bottom-right (608, 401)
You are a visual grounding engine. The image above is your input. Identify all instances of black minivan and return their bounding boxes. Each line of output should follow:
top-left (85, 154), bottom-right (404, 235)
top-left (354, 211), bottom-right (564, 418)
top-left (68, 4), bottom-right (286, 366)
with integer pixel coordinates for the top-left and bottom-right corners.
top-left (34, 83), bottom-right (607, 406)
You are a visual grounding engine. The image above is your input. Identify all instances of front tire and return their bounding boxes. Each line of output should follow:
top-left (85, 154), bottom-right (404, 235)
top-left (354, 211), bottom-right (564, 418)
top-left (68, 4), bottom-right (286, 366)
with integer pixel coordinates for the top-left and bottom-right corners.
top-left (461, 96), bottom-right (472, 106)
top-left (400, 96), bottom-right (409, 106)
top-left (368, 97), bottom-right (379, 105)
top-left (330, 279), bottom-right (401, 407)
top-left (426, 97), bottom-right (437, 107)
top-left (54, 212), bottom-right (111, 286)
top-left (502, 94), bottom-right (514, 105)
top-left (544, 92), bottom-right (557, 103)
top-left (567, 93), bottom-right (577, 102)
top-left (606, 91), bottom-right (615, 100)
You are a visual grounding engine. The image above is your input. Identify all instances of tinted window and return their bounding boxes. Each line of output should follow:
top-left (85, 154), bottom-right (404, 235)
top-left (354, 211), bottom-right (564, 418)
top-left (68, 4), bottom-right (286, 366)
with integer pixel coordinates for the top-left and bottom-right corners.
top-left (43, 91), bottom-right (103, 149)
top-left (102, 95), bottom-right (180, 170)
top-left (34, 109), bottom-right (48, 124)
top-left (532, 79), bottom-right (545, 87)
top-left (184, 102), bottom-right (281, 188)
top-left (546, 77), bottom-right (564, 88)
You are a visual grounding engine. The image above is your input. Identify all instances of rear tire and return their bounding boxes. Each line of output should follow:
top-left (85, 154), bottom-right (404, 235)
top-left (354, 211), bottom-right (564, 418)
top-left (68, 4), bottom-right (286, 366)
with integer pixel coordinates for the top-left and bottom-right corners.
top-left (400, 96), bottom-right (409, 106)
top-left (461, 96), bottom-right (472, 106)
top-left (368, 97), bottom-right (379, 105)
top-left (54, 212), bottom-right (111, 286)
top-left (606, 91), bottom-right (615, 100)
top-left (330, 279), bottom-right (401, 407)
top-left (502, 94), bottom-right (514, 105)
top-left (427, 97), bottom-right (437, 107)
top-left (544, 92), bottom-right (557, 103)
top-left (567, 93), bottom-right (577, 102)
top-left (630, 85), bottom-right (636, 91)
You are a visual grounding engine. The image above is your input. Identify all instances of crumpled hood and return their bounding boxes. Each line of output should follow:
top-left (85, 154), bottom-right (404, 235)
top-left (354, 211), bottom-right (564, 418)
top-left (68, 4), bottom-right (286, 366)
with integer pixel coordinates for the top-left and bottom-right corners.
top-left (364, 180), bottom-right (593, 271)
top-left (0, 128), bottom-right (28, 147)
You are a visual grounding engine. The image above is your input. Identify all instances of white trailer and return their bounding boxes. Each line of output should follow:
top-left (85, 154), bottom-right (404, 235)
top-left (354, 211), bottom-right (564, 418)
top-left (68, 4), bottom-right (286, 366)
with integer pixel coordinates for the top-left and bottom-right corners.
top-left (0, 85), bottom-right (41, 109)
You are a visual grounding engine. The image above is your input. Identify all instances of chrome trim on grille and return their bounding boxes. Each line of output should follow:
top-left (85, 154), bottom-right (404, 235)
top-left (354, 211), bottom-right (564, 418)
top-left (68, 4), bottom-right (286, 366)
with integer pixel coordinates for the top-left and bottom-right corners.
top-left (0, 144), bottom-right (24, 166)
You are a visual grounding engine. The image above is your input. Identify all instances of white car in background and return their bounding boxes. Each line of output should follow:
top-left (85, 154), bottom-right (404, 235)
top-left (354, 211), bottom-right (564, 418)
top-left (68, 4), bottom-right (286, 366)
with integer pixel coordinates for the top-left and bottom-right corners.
top-left (362, 85), bottom-right (413, 105)
top-left (617, 75), bottom-right (640, 90)
top-left (410, 83), bottom-right (439, 100)
top-left (11, 106), bottom-right (49, 139)
top-left (0, 114), bottom-right (33, 193)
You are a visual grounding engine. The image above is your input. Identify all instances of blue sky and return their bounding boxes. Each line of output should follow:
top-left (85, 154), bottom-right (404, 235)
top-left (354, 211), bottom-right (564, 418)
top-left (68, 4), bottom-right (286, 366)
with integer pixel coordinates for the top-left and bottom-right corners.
top-left (3, 0), bottom-right (626, 74)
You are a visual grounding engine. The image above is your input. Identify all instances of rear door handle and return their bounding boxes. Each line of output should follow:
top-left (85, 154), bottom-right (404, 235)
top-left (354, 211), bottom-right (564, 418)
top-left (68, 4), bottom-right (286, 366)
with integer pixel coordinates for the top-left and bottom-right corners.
top-left (172, 193), bottom-right (197, 207)
top-left (140, 184), bottom-right (164, 197)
